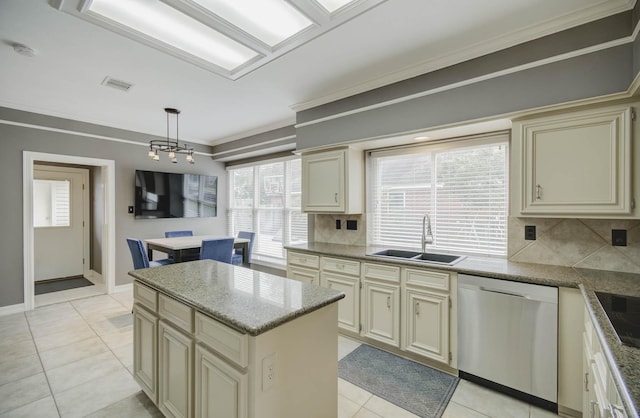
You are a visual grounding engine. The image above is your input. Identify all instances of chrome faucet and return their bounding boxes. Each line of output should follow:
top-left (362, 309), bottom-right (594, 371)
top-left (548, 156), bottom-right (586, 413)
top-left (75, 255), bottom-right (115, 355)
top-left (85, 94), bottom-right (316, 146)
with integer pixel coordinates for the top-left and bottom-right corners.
top-left (422, 214), bottom-right (434, 252)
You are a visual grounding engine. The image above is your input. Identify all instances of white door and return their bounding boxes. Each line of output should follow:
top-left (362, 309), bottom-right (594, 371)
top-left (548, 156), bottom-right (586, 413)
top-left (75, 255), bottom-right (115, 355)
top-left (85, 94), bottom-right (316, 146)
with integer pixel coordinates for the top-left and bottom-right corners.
top-left (33, 165), bottom-right (89, 282)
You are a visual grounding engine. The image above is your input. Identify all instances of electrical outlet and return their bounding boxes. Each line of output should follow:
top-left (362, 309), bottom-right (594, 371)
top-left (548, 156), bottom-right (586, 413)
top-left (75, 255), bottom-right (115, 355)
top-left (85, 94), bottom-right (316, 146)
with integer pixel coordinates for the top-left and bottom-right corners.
top-left (524, 225), bottom-right (536, 240)
top-left (262, 353), bottom-right (276, 392)
top-left (335, 219), bottom-right (341, 230)
top-left (128, 206), bottom-right (134, 214)
top-left (346, 220), bottom-right (357, 230)
top-left (612, 229), bottom-right (627, 246)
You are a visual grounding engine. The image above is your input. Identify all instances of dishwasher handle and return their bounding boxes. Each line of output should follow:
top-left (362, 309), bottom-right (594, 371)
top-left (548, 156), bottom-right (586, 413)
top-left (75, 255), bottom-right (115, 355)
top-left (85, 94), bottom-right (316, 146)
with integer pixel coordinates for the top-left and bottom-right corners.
top-left (480, 287), bottom-right (528, 299)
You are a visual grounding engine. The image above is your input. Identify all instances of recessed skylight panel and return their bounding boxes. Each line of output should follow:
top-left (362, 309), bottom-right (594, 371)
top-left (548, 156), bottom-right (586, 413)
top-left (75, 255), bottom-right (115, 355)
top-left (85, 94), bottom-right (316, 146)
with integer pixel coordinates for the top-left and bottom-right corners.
top-left (315, 0), bottom-right (358, 13)
top-left (191, 0), bottom-right (314, 47)
top-left (88, 0), bottom-right (259, 71)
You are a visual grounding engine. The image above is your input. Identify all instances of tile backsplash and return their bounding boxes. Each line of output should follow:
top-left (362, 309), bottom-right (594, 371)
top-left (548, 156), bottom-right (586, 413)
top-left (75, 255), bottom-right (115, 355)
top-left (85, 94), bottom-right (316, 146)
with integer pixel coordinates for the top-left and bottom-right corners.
top-left (314, 214), bottom-right (366, 246)
top-left (314, 213), bottom-right (640, 273)
top-left (508, 217), bottom-right (640, 273)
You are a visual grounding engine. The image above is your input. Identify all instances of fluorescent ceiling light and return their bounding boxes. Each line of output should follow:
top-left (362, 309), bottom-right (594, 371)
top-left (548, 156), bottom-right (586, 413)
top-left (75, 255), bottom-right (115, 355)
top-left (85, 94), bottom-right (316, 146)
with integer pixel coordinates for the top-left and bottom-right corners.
top-left (88, 0), bottom-right (259, 71)
top-left (192, 0), bottom-right (313, 47)
top-left (315, 0), bottom-right (357, 13)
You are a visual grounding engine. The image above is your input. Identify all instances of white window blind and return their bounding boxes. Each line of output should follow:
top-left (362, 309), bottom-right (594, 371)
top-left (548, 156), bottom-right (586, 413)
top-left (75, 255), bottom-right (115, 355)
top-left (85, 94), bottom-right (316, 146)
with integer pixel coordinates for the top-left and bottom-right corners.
top-left (368, 136), bottom-right (508, 256)
top-left (228, 158), bottom-right (307, 264)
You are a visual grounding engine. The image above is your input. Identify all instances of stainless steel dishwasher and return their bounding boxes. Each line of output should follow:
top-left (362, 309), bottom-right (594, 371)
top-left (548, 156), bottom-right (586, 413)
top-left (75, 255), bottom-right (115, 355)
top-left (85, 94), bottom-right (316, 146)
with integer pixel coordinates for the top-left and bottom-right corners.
top-left (458, 274), bottom-right (558, 411)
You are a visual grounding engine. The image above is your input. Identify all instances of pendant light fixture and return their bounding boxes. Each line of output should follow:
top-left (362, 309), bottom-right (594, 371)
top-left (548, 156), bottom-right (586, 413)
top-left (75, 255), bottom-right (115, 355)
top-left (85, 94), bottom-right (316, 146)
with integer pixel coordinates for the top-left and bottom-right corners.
top-left (148, 108), bottom-right (195, 164)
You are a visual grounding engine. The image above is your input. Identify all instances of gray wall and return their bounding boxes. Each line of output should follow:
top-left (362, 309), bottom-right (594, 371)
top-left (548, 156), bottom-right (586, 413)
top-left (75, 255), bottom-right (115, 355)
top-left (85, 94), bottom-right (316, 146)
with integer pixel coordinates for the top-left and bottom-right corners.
top-left (0, 110), bottom-right (226, 308)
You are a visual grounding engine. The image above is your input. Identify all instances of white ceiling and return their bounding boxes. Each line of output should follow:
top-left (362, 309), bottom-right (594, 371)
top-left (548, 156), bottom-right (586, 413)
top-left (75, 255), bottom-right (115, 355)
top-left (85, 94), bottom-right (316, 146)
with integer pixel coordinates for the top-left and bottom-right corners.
top-left (0, 0), bottom-right (632, 147)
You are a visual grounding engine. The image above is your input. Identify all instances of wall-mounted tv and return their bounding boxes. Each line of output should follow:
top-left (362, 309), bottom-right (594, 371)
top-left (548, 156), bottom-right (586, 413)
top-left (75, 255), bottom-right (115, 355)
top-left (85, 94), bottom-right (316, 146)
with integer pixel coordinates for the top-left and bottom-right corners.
top-left (135, 170), bottom-right (217, 219)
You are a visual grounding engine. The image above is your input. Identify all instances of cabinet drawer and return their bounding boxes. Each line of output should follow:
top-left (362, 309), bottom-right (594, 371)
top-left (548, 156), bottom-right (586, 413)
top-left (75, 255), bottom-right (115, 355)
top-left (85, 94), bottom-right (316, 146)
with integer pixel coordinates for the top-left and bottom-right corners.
top-left (322, 257), bottom-right (360, 276)
top-left (363, 263), bottom-right (400, 283)
top-left (404, 268), bottom-right (449, 291)
top-left (195, 312), bottom-right (248, 368)
top-left (158, 294), bottom-right (193, 333)
top-left (134, 281), bottom-right (157, 312)
top-left (288, 251), bottom-right (320, 269)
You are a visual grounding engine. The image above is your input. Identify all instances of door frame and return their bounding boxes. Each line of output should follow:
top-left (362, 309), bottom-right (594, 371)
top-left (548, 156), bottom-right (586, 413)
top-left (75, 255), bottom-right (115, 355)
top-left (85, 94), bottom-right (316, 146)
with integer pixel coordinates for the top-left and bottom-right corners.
top-left (33, 164), bottom-right (91, 281)
top-left (23, 151), bottom-right (116, 311)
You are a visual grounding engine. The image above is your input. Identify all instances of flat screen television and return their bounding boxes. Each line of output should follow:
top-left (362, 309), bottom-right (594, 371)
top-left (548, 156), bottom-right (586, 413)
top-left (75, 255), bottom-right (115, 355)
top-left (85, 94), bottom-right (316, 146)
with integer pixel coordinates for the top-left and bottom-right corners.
top-left (134, 170), bottom-right (217, 219)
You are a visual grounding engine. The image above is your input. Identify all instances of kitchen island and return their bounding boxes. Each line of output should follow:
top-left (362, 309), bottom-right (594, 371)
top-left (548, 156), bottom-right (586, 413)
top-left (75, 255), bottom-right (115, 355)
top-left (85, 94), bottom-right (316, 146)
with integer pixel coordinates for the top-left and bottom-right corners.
top-left (129, 259), bottom-right (344, 418)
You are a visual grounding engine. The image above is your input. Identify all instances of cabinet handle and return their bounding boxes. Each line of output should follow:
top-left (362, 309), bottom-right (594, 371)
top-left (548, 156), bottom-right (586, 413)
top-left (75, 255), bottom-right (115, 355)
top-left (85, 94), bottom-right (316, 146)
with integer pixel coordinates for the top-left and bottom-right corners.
top-left (334, 192), bottom-right (338, 203)
top-left (609, 404), bottom-right (625, 418)
top-left (536, 184), bottom-right (542, 200)
top-left (415, 301), bottom-right (420, 316)
top-left (584, 371), bottom-right (589, 392)
top-left (590, 400), bottom-right (597, 418)
top-left (387, 296), bottom-right (391, 309)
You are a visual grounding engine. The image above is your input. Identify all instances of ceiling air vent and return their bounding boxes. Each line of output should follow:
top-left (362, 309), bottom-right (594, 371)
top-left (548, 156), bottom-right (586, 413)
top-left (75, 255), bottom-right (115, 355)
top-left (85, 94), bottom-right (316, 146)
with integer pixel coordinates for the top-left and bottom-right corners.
top-left (101, 76), bottom-right (134, 92)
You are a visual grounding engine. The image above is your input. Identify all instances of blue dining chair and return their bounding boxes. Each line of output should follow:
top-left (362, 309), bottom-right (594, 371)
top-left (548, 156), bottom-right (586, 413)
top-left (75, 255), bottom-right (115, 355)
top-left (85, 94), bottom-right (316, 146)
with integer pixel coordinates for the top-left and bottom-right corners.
top-left (164, 230), bottom-right (199, 261)
top-left (165, 230), bottom-right (193, 238)
top-left (126, 238), bottom-right (173, 269)
top-left (200, 237), bottom-right (235, 264)
top-left (231, 231), bottom-right (255, 265)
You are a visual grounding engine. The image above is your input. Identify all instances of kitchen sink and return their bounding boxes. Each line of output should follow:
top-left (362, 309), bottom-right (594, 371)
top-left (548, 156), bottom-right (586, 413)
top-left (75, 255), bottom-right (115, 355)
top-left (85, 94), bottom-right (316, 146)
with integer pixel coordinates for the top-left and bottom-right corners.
top-left (369, 249), bottom-right (465, 265)
top-left (370, 249), bottom-right (422, 258)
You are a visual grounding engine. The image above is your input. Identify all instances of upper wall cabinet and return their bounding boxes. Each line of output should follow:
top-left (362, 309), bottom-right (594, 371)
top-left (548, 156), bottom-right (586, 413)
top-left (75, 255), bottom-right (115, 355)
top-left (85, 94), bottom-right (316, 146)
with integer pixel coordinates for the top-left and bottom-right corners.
top-left (301, 147), bottom-right (363, 214)
top-left (511, 104), bottom-right (636, 218)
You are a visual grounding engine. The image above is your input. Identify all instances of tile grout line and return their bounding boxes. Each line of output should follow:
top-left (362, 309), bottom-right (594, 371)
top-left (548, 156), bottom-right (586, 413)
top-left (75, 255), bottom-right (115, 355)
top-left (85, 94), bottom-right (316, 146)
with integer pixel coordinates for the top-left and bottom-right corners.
top-left (24, 309), bottom-right (63, 418)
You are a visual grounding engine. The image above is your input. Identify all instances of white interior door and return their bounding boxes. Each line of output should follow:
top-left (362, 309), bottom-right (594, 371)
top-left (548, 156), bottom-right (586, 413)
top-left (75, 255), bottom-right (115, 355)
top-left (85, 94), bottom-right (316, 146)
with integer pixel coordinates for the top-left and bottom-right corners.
top-left (33, 165), bottom-right (89, 282)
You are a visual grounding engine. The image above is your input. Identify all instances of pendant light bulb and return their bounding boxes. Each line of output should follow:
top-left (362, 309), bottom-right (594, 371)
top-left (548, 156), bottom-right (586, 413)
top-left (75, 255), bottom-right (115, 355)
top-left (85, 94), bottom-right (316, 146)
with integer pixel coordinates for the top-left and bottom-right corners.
top-left (148, 148), bottom-right (155, 158)
top-left (153, 153), bottom-right (160, 161)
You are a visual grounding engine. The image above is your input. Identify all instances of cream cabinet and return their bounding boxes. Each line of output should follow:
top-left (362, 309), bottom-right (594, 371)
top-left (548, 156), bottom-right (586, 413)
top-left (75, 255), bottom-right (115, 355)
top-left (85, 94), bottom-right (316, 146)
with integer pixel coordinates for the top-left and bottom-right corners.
top-left (158, 321), bottom-right (193, 418)
top-left (301, 147), bottom-right (363, 214)
top-left (361, 263), bottom-right (400, 347)
top-left (286, 251), bottom-right (320, 285)
top-left (195, 343), bottom-right (247, 418)
top-left (133, 305), bottom-right (158, 403)
top-left (512, 105), bottom-right (635, 218)
top-left (401, 268), bottom-right (451, 364)
top-left (321, 256), bottom-right (361, 333)
top-left (583, 306), bottom-right (628, 418)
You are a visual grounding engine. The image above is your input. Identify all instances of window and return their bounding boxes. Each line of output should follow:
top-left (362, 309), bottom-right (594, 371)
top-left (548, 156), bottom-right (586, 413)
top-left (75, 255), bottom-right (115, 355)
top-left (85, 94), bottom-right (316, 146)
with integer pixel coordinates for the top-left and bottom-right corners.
top-left (368, 134), bottom-right (508, 256)
top-left (33, 179), bottom-right (71, 227)
top-left (228, 158), bottom-right (307, 264)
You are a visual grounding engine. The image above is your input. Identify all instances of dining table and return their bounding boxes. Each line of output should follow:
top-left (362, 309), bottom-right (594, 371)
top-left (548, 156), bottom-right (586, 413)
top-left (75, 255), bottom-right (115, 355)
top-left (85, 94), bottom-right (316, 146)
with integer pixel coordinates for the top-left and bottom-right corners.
top-left (145, 235), bottom-right (250, 264)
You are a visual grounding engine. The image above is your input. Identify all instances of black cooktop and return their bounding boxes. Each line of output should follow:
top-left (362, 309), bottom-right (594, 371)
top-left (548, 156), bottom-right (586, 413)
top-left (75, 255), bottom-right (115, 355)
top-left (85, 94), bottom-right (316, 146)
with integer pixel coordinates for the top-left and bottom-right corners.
top-left (595, 292), bottom-right (640, 348)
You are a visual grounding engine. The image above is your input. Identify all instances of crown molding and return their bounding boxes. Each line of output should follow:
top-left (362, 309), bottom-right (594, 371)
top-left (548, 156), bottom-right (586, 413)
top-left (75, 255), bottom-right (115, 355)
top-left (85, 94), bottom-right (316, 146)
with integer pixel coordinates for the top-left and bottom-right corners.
top-left (291, 0), bottom-right (635, 112)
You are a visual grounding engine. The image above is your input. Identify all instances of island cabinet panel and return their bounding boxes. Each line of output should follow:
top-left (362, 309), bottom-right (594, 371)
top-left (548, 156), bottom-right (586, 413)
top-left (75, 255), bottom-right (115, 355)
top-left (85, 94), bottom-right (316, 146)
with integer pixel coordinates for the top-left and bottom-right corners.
top-left (195, 345), bottom-right (247, 418)
top-left (512, 105), bottom-right (635, 218)
top-left (361, 263), bottom-right (400, 347)
top-left (159, 321), bottom-right (193, 418)
top-left (133, 304), bottom-right (158, 404)
top-left (301, 147), bottom-right (363, 214)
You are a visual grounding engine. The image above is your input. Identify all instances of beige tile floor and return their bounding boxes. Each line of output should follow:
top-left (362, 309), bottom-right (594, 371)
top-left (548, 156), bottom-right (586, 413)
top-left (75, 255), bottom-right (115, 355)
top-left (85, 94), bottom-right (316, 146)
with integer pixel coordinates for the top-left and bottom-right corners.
top-left (0, 290), bottom-right (560, 418)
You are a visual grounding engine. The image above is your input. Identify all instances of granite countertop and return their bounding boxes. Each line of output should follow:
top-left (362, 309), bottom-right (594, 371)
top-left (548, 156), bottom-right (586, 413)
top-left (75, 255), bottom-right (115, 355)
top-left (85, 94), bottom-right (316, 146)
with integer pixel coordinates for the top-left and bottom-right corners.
top-left (129, 259), bottom-right (344, 336)
top-left (286, 242), bottom-right (639, 417)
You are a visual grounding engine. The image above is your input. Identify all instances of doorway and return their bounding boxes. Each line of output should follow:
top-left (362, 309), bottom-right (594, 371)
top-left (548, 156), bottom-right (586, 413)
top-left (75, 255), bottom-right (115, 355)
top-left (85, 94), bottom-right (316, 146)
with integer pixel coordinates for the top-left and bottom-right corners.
top-left (23, 151), bottom-right (116, 311)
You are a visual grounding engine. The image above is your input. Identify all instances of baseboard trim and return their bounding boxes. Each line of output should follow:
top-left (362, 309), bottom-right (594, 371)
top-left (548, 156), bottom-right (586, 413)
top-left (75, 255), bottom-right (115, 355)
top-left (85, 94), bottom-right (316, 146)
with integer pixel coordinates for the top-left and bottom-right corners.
top-left (86, 270), bottom-right (103, 285)
top-left (113, 283), bottom-right (133, 293)
top-left (0, 303), bottom-right (26, 316)
top-left (558, 405), bottom-right (581, 417)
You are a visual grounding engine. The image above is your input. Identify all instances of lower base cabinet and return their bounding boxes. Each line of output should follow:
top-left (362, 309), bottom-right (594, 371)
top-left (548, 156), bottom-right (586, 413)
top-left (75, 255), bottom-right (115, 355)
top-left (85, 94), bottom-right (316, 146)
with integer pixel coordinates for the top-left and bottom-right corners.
top-left (133, 305), bottom-right (158, 404)
top-left (403, 288), bottom-right (449, 363)
top-left (583, 306), bottom-right (628, 418)
top-left (195, 345), bottom-right (248, 418)
top-left (159, 321), bottom-right (193, 418)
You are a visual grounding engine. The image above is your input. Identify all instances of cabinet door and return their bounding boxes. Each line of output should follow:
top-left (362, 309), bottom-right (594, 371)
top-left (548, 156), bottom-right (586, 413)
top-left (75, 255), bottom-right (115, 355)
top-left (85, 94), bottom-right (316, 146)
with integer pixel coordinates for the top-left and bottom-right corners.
top-left (302, 150), bottom-right (344, 212)
top-left (159, 321), bottom-right (193, 418)
top-left (403, 289), bottom-right (449, 364)
top-left (361, 281), bottom-right (400, 347)
top-left (322, 273), bottom-right (360, 333)
top-left (195, 345), bottom-right (247, 418)
top-left (133, 305), bottom-right (158, 404)
top-left (287, 265), bottom-right (320, 286)
top-left (517, 107), bottom-right (632, 216)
